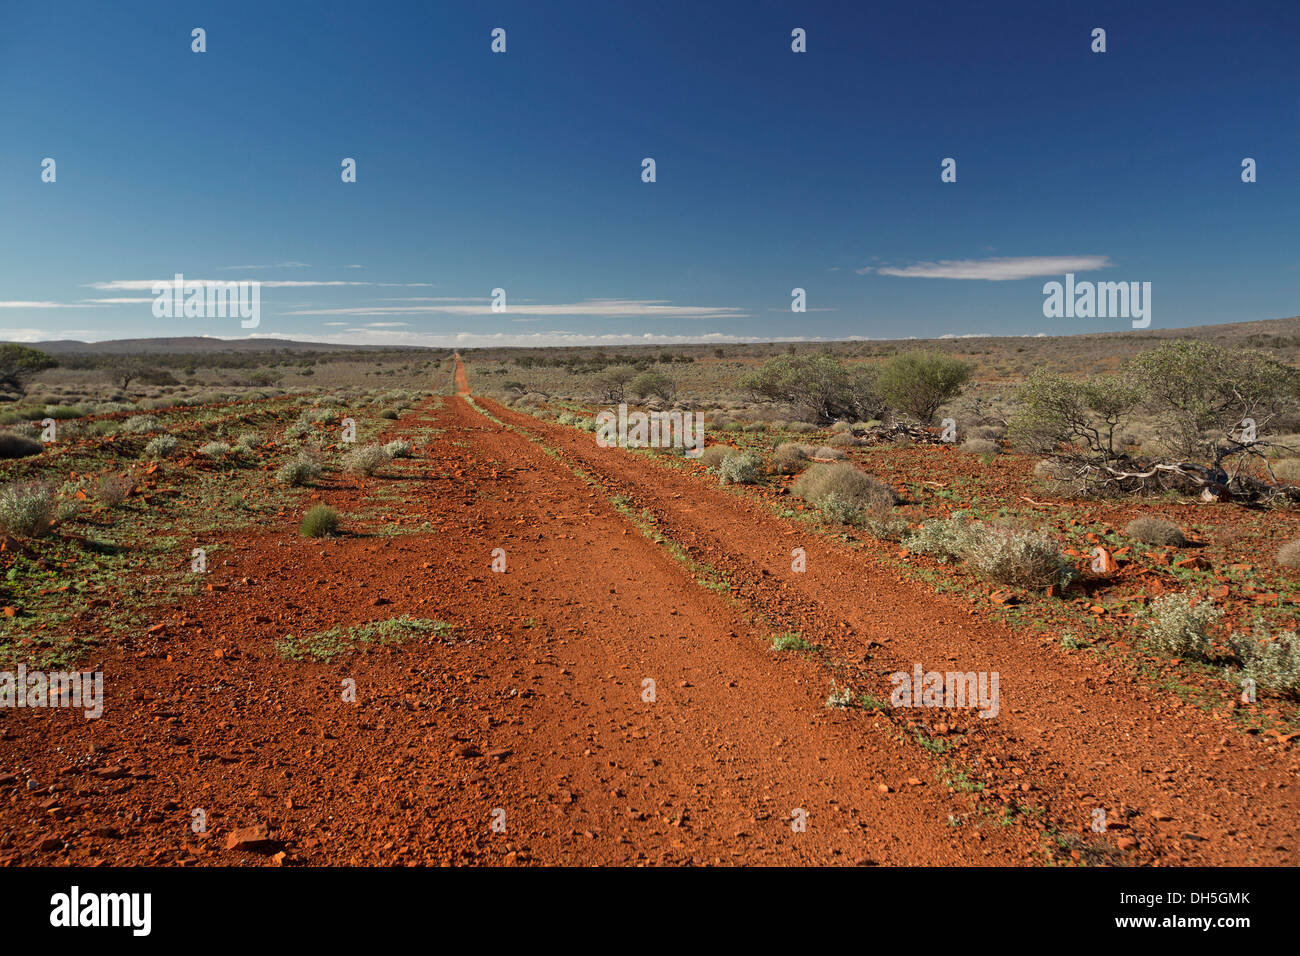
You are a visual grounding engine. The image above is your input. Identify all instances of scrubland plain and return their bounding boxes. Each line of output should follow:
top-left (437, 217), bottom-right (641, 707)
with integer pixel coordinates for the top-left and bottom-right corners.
top-left (1, 321), bottom-right (1297, 866)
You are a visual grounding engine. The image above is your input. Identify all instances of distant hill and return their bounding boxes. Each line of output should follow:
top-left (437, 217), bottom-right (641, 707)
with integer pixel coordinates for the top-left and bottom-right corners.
top-left (24, 337), bottom-right (410, 356)
top-left (7, 316), bottom-right (1300, 376)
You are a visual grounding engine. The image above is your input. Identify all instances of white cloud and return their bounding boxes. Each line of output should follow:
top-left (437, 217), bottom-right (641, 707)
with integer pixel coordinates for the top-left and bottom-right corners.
top-left (285, 298), bottom-right (748, 319)
top-left (0, 328), bottom-right (47, 341)
top-left (87, 279), bottom-right (372, 290)
top-left (245, 329), bottom-right (786, 348)
top-left (865, 255), bottom-right (1113, 280)
top-left (0, 300), bottom-right (104, 308)
top-left (218, 262), bottom-right (311, 270)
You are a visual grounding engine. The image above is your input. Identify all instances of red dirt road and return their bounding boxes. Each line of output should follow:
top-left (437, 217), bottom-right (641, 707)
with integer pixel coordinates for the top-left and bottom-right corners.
top-left (1, 368), bottom-right (1296, 866)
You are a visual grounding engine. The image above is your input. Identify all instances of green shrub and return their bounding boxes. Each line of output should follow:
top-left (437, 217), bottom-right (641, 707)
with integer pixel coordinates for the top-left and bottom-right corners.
top-left (718, 451), bottom-right (763, 485)
top-left (792, 462), bottom-right (897, 524)
top-left (198, 441), bottom-right (232, 458)
top-left (299, 505), bottom-right (340, 538)
top-left (698, 446), bottom-right (734, 469)
top-left (1143, 592), bottom-right (1222, 660)
top-left (1227, 623), bottom-right (1300, 697)
top-left (0, 482), bottom-right (57, 537)
top-left (770, 442), bottom-right (812, 475)
top-left (964, 526), bottom-right (1075, 591)
top-left (122, 414), bottom-right (160, 434)
top-left (305, 406), bottom-right (343, 424)
top-left (1124, 516), bottom-right (1187, 548)
top-left (277, 455), bottom-right (322, 487)
top-left (383, 439), bottom-right (413, 459)
top-left (342, 443), bottom-right (389, 475)
top-left (0, 432), bottom-right (43, 459)
top-left (143, 434), bottom-right (178, 458)
top-left (236, 431), bottom-right (263, 450)
top-left (738, 353), bottom-right (883, 424)
top-left (809, 445), bottom-right (846, 460)
top-left (876, 352), bottom-right (972, 424)
top-left (630, 370), bottom-right (676, 402)
top-left (379, 407), bottom-right (400, 420)
top-left (903, 516), bottom-right (980, 563)
top-left (43, 404), bottom-right (85, 420)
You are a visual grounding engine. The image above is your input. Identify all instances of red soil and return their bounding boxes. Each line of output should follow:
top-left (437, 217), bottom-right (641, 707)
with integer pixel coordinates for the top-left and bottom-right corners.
top-left (1, 362), bottom-right (1295, 866)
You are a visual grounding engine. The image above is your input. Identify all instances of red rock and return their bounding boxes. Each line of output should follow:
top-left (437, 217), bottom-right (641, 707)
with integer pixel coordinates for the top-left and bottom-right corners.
top-left (225, 823), bottom-right (280, 853)
top-left (990, 589), bottom-right (1018, 606)
top-left (1175, 556), bottom-right (1211, 571)
top-left (1091, 547), bottom-right (1119, 575)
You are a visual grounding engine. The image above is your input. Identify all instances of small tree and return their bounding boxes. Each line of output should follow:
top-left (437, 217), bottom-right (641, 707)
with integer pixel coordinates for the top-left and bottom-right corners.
top-left (1007, 369), bottom-right (1141, 463)
top-left (630, 370), bottom-right (676, 402)
top-left (1126, 341), bottom-right (1299, 470)
top-left (594, 366), bottom-right (636, 403)
top-left (739, 353), bottom-right (883, 423)
top-left (875, 352), bottom-right (971, 424)
top-left (0, 344), bottom-right (57, 398)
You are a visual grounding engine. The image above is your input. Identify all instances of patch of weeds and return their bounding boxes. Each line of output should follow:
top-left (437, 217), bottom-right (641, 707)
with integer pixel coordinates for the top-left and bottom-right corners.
top-left (276, 616), bottom-right (451, 662)
top-left (938, 762), bottom-right (986, 793)
top-left (299, 505), bottom-right (340, 538)
top-left (913, 730), bottom-right (950, 754)
top-left (824, 681), bottom-right (853, 709)
top-left (770, 631), bottom-right (812, 652)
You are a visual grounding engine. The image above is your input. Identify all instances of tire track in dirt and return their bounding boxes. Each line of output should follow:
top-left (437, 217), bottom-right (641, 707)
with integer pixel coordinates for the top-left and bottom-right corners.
top-left (414, 394), bottom-right (1037, 863)
top-left (474, 388), bottom-right (1300, 866)
top-left (0, 392), bottom-right (1035, 865)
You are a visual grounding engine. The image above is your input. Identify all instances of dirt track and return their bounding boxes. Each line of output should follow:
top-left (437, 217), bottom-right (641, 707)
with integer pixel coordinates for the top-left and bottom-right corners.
top-left (1, 367), bottom-right (1296, 866)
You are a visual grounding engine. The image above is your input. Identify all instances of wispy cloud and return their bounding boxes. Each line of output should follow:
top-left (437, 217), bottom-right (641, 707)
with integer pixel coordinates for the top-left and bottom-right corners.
top-left (0, 300), bottom-right (104, 308)
top-left (87, 279), bottom-right (373, 290)
top-left (287, 298), bottom-right (748, 319)
top-left (218, 262), bottom-right (311, 270)
top-left (863, 255), bottom-right (1112, 280)
top-left (250, 329), bottom-right (783, 348)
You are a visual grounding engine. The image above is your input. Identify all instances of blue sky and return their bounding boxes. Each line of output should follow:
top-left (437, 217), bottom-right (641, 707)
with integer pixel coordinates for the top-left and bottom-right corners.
top-left (1, 0), bottom-right (1296, 347)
